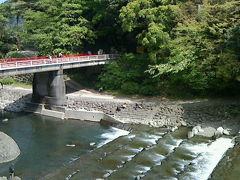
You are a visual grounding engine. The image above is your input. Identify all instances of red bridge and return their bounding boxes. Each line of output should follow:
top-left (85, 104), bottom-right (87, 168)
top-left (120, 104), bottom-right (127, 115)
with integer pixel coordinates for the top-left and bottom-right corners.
top-left (0, 54), bottom-right (119, 76)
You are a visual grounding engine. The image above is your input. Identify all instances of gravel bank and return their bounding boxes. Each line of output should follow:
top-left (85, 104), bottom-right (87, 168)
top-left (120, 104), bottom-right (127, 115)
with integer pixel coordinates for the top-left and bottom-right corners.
top-left (0, 85), bottom-right (240, 135)
top-left (0, 86), bottom-right (31, 112)
top-left (66, 93), bottom-right (240, 134)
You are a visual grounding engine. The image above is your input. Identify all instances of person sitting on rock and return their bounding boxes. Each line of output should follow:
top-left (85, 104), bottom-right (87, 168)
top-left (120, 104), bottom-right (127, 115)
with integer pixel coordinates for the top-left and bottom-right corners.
top-left (134, 103), bottom-right (143, 110)
top-left (98, 87), bottom-right (103, 92)
top-left (121, 103), bottom-right (127, 109)
top-left (116, 106), bottom-right (121, 112)
top-left (9, 166), bottom-right (15, 179)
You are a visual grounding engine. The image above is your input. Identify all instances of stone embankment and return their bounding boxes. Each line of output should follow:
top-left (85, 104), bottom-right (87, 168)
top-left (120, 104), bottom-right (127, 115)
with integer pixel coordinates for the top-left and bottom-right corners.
top-left (0, 86), bottom-right (31, 112)
top-left (0, 176), bottom-right (21, 180)
top-left (0, 85), bottom-right (240, 136)
top-left (0, 177), bottom-right (21, 180)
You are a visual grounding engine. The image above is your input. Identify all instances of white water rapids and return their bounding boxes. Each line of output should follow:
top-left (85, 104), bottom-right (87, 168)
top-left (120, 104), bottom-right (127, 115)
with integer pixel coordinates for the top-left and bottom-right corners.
top-left (97, 127), bottom-right (130, 148)
top-left (179, 137), bottom-right (234, 180)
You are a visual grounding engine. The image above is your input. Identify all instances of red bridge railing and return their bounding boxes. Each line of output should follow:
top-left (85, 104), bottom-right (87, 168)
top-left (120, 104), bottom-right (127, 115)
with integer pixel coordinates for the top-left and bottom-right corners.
top-left (0, 54), bottom-right (119, 70)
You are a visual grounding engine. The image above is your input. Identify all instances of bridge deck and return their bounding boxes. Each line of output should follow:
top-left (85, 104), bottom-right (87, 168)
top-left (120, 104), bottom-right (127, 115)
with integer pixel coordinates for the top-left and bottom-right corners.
top-left (0, 54), bottom-right (118, 76)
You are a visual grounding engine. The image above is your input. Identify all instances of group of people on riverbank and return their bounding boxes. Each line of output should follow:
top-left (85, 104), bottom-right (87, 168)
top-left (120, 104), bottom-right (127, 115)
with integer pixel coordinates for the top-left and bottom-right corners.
top-left (116, 103), bottom-right (143, 112)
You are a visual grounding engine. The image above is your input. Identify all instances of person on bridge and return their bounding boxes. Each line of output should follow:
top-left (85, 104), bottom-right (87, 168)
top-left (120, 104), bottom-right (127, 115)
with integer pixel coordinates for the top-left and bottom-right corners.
top-left (48, 55), bottom-right (52, 63)
top-left (58, 52), bottom-right (63, 58)
top-left (98, 49), bottom-right (104, 55)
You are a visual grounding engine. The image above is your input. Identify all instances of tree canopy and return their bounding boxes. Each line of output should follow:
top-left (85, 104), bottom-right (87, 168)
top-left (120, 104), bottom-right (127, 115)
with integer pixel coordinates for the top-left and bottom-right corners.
top-left (0, 0), bottom-right (239, 97)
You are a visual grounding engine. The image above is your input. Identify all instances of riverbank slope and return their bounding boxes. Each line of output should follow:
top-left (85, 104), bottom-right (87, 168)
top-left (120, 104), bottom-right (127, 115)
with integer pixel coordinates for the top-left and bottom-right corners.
top-left (0, 85), bottom-right (240, 135)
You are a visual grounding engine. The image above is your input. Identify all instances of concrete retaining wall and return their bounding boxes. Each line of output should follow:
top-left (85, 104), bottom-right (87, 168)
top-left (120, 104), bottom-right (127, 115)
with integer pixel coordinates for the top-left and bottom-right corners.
top-left (65, 109), bottom-right (104, 122)
top-left (41, 109), bottom-right (65, 119)
top-left (25, 103), bottom-right (65, 119)
top-left (25, 102), bottom-right (123, 125)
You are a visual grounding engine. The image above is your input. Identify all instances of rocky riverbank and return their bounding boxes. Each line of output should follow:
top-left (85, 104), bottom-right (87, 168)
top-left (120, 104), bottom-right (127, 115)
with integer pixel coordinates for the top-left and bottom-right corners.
top-left (0, 86), bottom-right (31, 112)
top-left (0, 85), bottom-right (240, 136)
top-left (66, 94), bottom-right (240, 135)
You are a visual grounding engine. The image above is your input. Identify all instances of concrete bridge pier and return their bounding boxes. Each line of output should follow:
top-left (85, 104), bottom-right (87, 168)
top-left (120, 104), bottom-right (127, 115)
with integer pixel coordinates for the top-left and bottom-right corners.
top-left (32, 70), bottom-right (66, 107)
top-left (46, 70), bottom-right (66, 106)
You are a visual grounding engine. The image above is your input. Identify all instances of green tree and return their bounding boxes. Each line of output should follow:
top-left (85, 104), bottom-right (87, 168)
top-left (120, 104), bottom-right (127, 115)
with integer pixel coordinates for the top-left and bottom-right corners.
top-left (85, 0), bottom-right (131, 53)
top-left (24, 0), bottom-right (95, 55)
top-left (99, 53), bottom-right (159, 95)
top-left (120, 0), bottom-right (181, 62)
top-left (148, 0), bottom-right (240, 94)
top-left (0, 3), bottom-right (16, 57)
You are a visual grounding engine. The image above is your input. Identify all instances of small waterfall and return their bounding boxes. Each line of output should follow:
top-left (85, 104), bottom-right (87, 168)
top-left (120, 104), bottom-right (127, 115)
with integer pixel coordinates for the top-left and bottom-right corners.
top-left (179, 137), bottom-right (234, 180)
top-left (97, 127), bottom-right (129, 148)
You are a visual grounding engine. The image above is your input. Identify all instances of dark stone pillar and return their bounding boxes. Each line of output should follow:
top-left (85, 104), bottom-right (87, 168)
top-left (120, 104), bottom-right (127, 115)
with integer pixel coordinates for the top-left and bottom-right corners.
top-left (32, 72), bottom-right (49, 103)
top-left (45, 70), bottom-right (66, 106)
top-left (32, 70), bottom-right (66, 107)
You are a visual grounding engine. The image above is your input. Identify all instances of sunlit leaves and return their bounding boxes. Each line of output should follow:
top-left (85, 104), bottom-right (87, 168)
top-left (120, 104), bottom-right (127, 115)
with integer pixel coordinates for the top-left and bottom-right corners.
top-left (24, 0), bottom-right (95, 55)
top-left (147, 0), bottom-right (240, 92)
top-left (120, 0), bottom-right (180, 62)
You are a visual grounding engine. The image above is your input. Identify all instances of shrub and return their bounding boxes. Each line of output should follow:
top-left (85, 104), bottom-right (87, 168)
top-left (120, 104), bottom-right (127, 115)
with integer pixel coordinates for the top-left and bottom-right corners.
top-left (121, 82), bottom-right (139, 94)
top-left (139, 85), bottom-right (158, 96)
top-left (5, 51), bottom-right (25, 58)
top-left (99, 62), bottom-right (125, 90)
top-left (0, 77), bottom-right (15, 85)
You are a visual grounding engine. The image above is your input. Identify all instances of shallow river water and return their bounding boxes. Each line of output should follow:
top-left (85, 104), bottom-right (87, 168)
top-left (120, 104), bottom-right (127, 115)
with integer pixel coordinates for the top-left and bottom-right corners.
top-left (0, 112), bottom-right (128, 179)
top-left (0, 112), bottom-right (239, 180)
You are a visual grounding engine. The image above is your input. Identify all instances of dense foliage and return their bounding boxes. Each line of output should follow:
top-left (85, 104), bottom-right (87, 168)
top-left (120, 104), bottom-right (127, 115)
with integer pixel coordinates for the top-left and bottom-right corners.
top-left (0, 0), bottom-right (239, 97)
top-left (0, 3), bottom-right (15, 57)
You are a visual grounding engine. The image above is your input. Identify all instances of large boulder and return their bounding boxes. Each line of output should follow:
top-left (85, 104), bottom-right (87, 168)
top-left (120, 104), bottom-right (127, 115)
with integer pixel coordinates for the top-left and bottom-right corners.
top-left (0, 176), bottom-right (21, 180)
top-left (0, 132), bottom-right (20, 163)
top-left (195, 127), bottom-right (216, 138)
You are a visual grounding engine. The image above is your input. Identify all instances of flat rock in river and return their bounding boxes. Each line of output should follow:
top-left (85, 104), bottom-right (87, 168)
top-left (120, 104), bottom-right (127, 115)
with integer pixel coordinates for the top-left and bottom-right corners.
top-left (196, 127), bottom-right (216, 137)
top-left (0, 131), bottom-right (20, 163)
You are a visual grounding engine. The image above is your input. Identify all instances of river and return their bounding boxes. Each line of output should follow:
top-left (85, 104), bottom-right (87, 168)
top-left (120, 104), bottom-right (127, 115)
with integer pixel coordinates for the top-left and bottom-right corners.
top-left (0, 112), bottom-right (128, 179)
top-left (0, 112), bottom-right (239, 180)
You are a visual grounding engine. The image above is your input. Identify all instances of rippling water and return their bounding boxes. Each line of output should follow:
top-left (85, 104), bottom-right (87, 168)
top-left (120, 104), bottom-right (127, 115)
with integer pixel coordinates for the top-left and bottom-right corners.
top-left (0, 112), bottom-right (128, 179)
top-left (0, 112), bottom-right (239, 180)
top-left (42, 125), bottom-right (236, 180)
